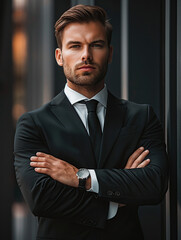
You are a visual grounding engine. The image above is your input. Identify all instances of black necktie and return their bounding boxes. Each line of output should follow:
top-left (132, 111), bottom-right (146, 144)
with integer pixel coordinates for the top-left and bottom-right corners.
top-left (84, 100), bottom-right (102, 162)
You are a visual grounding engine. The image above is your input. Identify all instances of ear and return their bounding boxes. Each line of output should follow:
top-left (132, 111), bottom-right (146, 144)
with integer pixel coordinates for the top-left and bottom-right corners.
top-left (108, 46), bottom-right (113, 63)
top-left (55, 48), bottom-right (63, 66)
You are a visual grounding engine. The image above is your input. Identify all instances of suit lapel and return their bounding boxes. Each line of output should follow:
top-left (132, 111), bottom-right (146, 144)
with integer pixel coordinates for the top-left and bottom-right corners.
top-left (98, 93), bottom-right (127, 168)
top-left (50, 91), bottom-right (96, 168)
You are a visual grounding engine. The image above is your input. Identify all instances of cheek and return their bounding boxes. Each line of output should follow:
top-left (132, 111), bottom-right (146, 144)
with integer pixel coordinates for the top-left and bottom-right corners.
top-left (97, 56), bottom-right (109, 67)
top-left (94, 51), bottom-right (110, 64)
top-left (63, 53), bottom-right (80, 67)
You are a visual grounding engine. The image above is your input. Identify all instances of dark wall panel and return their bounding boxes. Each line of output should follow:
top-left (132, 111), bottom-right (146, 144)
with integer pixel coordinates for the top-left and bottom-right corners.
top-left (168, 0), bottom-right (177, 238)
top-left (0, 0), bottom-right (13, 239)
top-left (128, 1), bottom-right (165, 239)
top-left (129, 0), bottom-right (163, 120)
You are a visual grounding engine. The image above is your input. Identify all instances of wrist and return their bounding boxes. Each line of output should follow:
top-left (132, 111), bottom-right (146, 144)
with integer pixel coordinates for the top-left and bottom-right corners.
top-left (76, 168), bottom-right (90, 190)
top-left (85, 176), bottom-right (91, 190)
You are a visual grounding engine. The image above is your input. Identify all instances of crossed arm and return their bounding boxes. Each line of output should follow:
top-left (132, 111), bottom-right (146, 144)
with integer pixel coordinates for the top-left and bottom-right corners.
top-left (14, 107), bottom-right (168, 228)
top-left (30, 147), bottom-right (150, 190)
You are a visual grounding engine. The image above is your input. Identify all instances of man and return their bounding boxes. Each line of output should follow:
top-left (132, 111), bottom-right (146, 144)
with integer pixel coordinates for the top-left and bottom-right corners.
top-left (14, 4), bottom-right (168, 240)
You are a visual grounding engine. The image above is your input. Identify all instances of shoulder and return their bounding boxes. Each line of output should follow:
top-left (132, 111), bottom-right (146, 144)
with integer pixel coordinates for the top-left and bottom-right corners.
top-left (121, 99), bottom-right (148, 109)
top-left (108, 92), bottom-right (157, 125)
top-left (18, 91), bottom-right (65, 122)
top-left (108, 92), bottom-right (150, 112)
top-left (17, 103), bottom-right (50, 125)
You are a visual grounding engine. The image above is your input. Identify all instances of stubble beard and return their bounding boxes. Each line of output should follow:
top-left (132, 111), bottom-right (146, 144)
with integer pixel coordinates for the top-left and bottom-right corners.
top-left (62, 59), bottom-right (109, 87)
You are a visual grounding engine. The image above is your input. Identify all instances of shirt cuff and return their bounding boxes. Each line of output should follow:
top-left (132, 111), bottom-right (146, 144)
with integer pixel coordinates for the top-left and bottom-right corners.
top-left (87, 169), bottom-right (118, 220)
top-left (107, 202), bottom-right (119, 219)
top-left (87, 169), bottom-right (99, 193)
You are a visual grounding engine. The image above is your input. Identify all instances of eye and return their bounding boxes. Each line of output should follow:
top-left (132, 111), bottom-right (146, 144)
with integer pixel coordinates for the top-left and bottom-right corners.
top-left (91, 43), bottom-right (104, 48)
top-left (70, 45), bottom-right (81, 49)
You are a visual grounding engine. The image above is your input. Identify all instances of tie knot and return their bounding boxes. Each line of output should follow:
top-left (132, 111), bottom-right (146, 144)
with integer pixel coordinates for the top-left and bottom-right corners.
top-left (85, 100), bottom-right (98, 112)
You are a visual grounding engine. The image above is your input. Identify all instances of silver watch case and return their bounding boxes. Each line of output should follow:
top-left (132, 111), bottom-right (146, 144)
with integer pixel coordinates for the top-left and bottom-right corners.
top-left (76, 168), bottom-right (90, 180)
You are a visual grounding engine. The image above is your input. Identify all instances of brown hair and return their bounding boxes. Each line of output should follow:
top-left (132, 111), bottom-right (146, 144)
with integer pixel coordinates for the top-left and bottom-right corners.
top-left (54, 4), bottom-right (112, 49)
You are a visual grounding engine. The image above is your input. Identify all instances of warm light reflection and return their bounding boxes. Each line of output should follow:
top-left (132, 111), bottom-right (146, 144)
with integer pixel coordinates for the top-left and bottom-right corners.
top-left (12, 1), bottom-right (34, 239)
top-left (12, 103), bottom-right (26, 122)
top-left (12, 0), bottom-right (27, 122)
top-left (13, 31), bottom-right (27, 75)
top-left (13, 0), bottom-right (27, 9)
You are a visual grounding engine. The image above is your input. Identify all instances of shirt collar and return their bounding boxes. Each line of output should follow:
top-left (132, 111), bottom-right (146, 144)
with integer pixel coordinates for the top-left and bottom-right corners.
top-left (64, 83), bottom-right (108, 108)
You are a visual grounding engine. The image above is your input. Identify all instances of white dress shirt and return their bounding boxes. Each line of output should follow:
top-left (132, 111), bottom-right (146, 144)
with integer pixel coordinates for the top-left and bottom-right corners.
top-left (64, 84), bottom-right (118, 219)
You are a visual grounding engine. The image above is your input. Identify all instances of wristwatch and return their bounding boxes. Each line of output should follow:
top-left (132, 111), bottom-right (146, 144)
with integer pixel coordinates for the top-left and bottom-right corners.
top-left (76, 168), bottom-right (90, 189)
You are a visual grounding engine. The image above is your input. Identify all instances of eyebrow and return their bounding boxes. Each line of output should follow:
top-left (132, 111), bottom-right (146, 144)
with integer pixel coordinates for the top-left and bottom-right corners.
top-left (66, 41), bottom-right (81, 46)
top-left (66, 40), bottom-right (106, 46)
top-left (91, 40), bottom-right (106, 45)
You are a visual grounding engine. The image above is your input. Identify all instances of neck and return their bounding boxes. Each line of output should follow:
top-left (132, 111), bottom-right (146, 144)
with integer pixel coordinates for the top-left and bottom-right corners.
top-left (67, 81), bottom-right (104, 99)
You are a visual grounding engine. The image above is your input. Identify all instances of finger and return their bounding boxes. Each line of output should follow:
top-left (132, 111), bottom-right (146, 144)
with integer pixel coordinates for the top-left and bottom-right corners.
top-left (30, 156), bottom-right (47, 162)
top-left (36, 152), bottom-right (50, 157)
top-left (36, 152), bottom-right (57, 161)
top-left (30, 161), bottom-right (50, 168)
top-left (137, 159), bottom-right (150, 168)
top-left (34, 167), bottom-right (49, 174)
top-left (131, 150), bottom-right (149, 168)
top-left (125, 147), bottom-right (144, 169)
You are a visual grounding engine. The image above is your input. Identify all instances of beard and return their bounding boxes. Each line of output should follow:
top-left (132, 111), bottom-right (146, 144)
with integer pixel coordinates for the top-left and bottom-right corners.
top-left (62, 58), bottom-right (109, 87)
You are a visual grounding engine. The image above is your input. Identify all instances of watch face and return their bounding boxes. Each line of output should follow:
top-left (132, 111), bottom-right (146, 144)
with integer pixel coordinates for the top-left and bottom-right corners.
top-left (77, 168), bottom-right (89, 179)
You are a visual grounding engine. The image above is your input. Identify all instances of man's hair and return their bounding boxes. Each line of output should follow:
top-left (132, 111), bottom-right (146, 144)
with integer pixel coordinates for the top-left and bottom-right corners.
top-left (54, 4), bottom-right (112, 49)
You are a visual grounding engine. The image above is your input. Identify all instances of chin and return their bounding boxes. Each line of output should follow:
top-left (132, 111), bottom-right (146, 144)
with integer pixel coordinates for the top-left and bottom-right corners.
top-left (70, 75), bottom-right (101, 86)
top-left (74, 79), bottom-right (102, 87)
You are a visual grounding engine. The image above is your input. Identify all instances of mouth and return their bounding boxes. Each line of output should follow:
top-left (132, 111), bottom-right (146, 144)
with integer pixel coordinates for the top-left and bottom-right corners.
top-left (77, 65), bottom-right (96, 71)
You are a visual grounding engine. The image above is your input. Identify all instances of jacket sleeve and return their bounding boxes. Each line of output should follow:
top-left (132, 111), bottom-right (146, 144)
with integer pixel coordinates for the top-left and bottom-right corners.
top-left (95, 105), bottom-right (168, 205)
top-left (14, 112), bottom-right (109, 228)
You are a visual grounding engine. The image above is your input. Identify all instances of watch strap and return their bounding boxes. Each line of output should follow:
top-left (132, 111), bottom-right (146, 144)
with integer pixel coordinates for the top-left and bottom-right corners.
top-left (78, 178), bottom-right (87, 189)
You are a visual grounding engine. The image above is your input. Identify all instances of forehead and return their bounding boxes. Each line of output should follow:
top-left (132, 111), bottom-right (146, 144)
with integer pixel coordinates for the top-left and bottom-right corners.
top-left (61, 21), bottom-right (107, 45)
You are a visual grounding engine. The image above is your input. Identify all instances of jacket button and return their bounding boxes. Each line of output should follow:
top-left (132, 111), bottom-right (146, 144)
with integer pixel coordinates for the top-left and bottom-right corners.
top-left (107, 190), bottom-right (113, 196)
top-left (86, 219), bottom-right (96, 226)
top-left (94, 194), bottom-right (99, 199)
top-left (115, 191), bottom-right (120, 196)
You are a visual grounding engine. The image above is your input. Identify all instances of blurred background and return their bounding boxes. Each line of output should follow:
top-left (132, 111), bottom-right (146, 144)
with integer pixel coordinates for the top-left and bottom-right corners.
top-left (0, 0), bottom-right (181, 239)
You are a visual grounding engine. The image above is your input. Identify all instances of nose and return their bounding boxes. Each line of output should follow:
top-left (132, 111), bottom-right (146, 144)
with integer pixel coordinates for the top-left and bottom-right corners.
top-left (81, 46), bottom-right (92, 62)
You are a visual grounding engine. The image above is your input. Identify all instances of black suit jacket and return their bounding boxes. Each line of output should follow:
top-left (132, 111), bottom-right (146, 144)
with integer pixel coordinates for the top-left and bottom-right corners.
top-left (14, 91), bottom-right (168, 240)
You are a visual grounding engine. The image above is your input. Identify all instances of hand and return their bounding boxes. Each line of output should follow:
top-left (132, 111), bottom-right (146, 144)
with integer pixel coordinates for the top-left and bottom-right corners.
top-left (125, 147), bottom-right (150, 169)
top-left (119, 147), bottom-right (150, 207)
top-left (30, 152), bottom-right (79, 188)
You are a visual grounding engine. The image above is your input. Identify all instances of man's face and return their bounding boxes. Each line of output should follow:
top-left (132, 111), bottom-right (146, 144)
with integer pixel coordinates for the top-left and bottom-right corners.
top-left (55, 21), bottom-right (112, 89)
